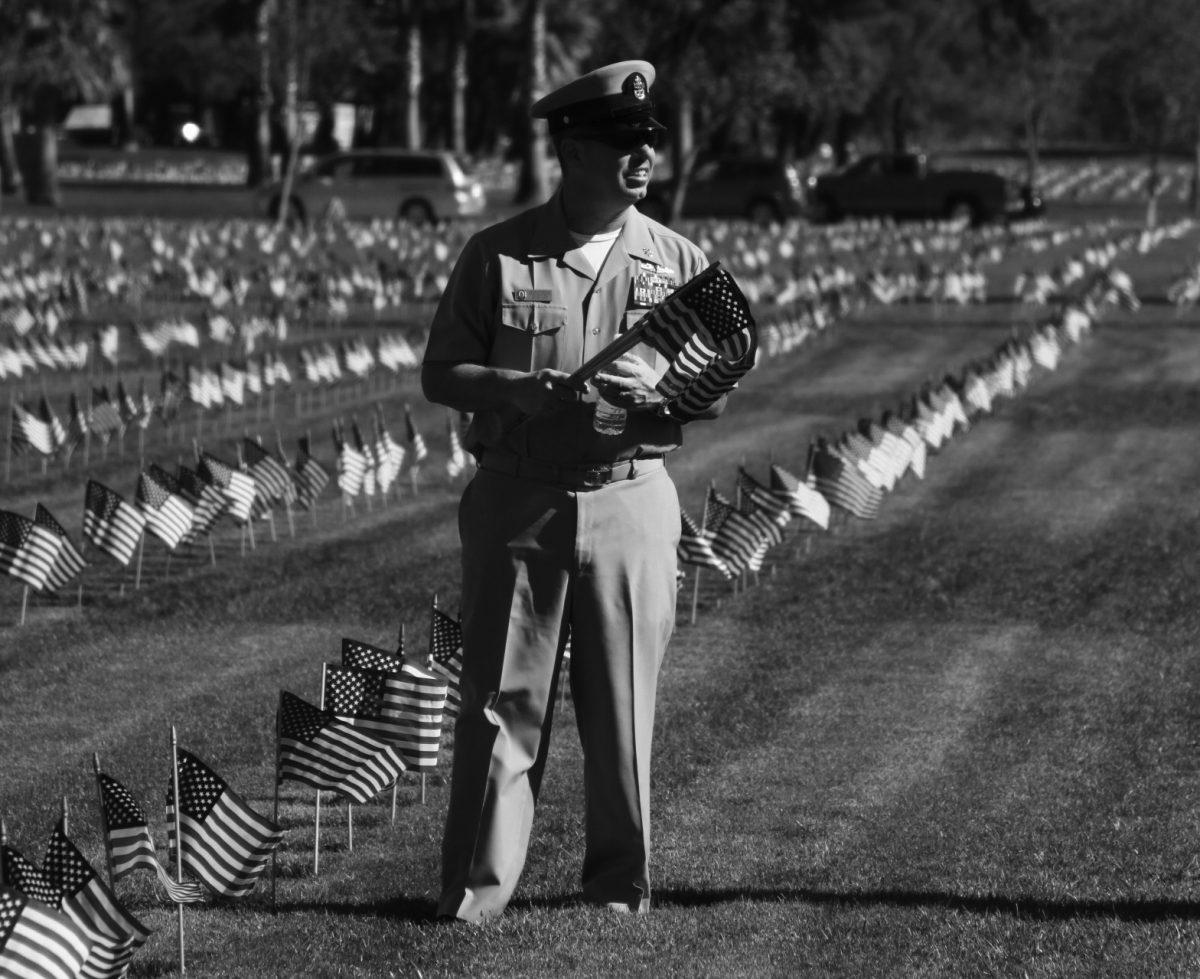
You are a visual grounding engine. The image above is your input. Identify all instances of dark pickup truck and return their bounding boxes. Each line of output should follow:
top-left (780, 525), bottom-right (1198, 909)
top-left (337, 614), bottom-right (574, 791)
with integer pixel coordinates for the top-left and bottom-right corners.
top-left (805, 152), bottom-right (1040, 225)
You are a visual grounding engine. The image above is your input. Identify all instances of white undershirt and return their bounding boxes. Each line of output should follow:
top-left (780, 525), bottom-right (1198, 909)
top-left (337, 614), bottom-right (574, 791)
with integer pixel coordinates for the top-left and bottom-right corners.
top-left (569, 228), bottom-right (622, 278)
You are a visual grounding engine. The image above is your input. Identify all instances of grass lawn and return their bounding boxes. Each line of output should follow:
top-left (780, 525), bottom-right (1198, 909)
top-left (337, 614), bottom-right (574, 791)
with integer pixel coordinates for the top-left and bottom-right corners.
top-left (4, 294), bottom-right (1200, 975)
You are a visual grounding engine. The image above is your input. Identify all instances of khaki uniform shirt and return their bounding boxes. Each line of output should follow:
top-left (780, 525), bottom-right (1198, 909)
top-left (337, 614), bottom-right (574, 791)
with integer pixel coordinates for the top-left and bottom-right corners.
top-left (423, 193), bottom-right (709, 465)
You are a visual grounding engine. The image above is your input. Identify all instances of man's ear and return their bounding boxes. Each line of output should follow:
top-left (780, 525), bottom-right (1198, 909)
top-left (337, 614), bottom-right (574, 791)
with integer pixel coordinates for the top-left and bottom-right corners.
top-left (558, 136), bottom-right (581, 172)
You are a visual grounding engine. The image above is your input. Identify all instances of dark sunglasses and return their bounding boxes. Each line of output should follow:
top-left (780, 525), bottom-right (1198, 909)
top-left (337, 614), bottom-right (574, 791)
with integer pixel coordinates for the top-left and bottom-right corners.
top-left (581, 130), bottom-right (662, 152)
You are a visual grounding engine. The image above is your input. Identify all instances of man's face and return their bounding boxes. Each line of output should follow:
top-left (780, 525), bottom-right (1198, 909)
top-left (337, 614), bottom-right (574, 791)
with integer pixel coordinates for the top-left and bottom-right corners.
top-left (565, 130), bottom-right (659, 206)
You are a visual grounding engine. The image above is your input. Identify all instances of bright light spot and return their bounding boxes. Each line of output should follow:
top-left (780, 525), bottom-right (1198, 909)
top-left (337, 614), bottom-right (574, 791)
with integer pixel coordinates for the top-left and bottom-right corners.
top-left (180, 122), bottom-right (201, 143)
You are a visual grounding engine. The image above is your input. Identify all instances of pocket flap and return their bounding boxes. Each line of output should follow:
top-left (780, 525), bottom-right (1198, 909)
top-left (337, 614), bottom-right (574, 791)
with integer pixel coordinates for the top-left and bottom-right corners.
top-left (500, 303), bottom-right (567, 336)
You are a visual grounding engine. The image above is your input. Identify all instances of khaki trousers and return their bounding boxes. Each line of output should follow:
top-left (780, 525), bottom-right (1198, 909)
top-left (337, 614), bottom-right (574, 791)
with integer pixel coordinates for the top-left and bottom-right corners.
top-left (438, 465), bottom-right (680, 920)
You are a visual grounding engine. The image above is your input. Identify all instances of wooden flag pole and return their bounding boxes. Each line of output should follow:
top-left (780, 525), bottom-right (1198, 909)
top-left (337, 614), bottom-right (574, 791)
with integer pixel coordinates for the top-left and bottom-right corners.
top-left (347, 802), bottom-right (353, 852)
top-left (390, 620), bottom-right (407, 824)
top-left (690, 497), bottom-right (707, 626)
top-left (0, 818), bottom-right (6, 886)
top-left (134, 536), bottom-right (144, 590)
top-left (170, 725), bottom-right (186, 975)
top-left (61, 793), bottom-right (68, 834)
top-left (4, 391), bottom-right (14, 484)
top-left (92, 753), bottom-right (117, 889)
top-left (19, 584), bottom-right (28, 627)
top-left (271, 700), bottom-right (281, 914)
top-left (314, 666), bottom-right (327, 876)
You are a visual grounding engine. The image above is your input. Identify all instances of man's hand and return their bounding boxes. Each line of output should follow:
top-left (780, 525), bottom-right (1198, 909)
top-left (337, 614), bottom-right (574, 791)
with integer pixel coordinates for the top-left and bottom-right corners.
top-left (592, 353), bottom-right (665, 411)
top-left (511, 368), bottom-right (581, 416)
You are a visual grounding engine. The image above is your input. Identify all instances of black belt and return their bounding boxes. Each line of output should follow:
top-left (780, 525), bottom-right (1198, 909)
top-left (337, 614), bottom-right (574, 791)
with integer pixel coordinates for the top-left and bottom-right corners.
top-left (477, 450), bottom-right (664, 490)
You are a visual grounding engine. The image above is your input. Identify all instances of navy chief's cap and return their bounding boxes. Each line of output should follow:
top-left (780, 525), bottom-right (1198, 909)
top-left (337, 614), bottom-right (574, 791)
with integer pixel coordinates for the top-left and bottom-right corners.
top-left (531, 60), bottom-right (666, 136)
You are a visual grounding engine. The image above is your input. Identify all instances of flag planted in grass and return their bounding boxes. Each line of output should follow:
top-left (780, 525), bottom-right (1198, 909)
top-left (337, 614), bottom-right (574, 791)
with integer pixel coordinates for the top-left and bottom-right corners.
top-left (405, 405), bottom-right (428, 463)
top-left (293, 436), bottom-right (330, 510)
top-left (0, 887), bottom-right (92, 979)
top-left (198, 453), bottom-right (256, 523)
top-left (768, 464), bottom-right (830, 530)
top-left (33, 505), bottom-right (87, 592)
top-left (811, 441), bottom-right (882, 521)
top-left (136, 468), bottom-right (195, 550)
top-left (243, 437), bottom-right (295, 510)
top-left (323, 663), bottom-right (447, 769)
top-left (175, 466), bottom-right (229, 542)
top-left (332, 419), bottom-right (367, 499)
top-left (677, 508), bottom-right (732, 579)
top-left (276, 691), bottom-right (407, 803)
top-left (95, 773), bottom-right (205, 904)
top-left (82, 481), bottom-right (146, 567)
top-left (166, 750), bottom-right (281, 899)
top-left (704, 487), bottom-right (766, 575)
top-left (42, 821), bottom-right (151, 979)
top-left (12, 401), bottom-right (55, 456)
top-left (429, 605), bottom-right (463, 716)
top-left (342, 637), bottom-right (404, 674)
top-left (0, 509), bottom-right (62, 591)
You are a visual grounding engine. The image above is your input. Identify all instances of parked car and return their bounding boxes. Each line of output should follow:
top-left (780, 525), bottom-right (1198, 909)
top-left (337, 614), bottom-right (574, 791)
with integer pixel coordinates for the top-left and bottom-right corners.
top-left (263, 149), bottom-right (487, 225)
top-left (638, 157), bottom-right (805, 225)
top-left (805, 152), bottom-right (1040, 225)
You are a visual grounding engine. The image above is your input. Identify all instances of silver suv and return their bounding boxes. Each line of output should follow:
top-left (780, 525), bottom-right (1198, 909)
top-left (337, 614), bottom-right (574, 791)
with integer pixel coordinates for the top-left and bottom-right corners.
top-left (265, 149), bottom-right (487, 224)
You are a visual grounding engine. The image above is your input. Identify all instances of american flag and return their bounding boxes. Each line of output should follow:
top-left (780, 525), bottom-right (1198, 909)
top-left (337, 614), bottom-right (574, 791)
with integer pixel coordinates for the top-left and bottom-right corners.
top-left (736, 469), bottom-right (793, 540)
top-left (342, 637), bottom-right (404, 674)
top-left (219, 362), bottom-right (245, 405)
top-left (293, 437), bottom-right (330, 509)
top-left (323, 663), bottom-right (447, 769)
top-left (839, 430), bottom-right (893, 492)
top-left (175, 465), bottom-right (229, 542)
top-left (166, 749), bottom-right (281, 899)
top-left (0, 509), bottom-right (62, 591)
top-left (677, 507), bottom-right (732, 578)
top-left (39, 396), bottom-right (68, 450)
top-left (405, 405), bottom-right (428, 463)
top-left (373, 413), bottom-right (405, 494)
top-left (42, 821), bottom-right (151, 979)
top-left (67, 393), bottom-right (88, 451)
top-left (198, 452), bottom-right (256, 523)
top-left (333, 420), bottom-right (367, 498)
top-left (883, 414), bottom-right (926, 480)
top-left (87, 389), bottom-right (123, 444)
top-left (0, 887), bottom-right (92, 979)
top-left (114, 380), bottom-right (138, 424)
top-left (445, 412), bottom-right (468, 479)
top-left (351, 421), bottom-right (377, 498)
top-left (12, 401), bottom-right (55, 456)
top-left (429, 605), bottom-right (463, 716)
top-left (768, 464), bottom-right (831, 530)
top-left (95, 772), bottom-right (205, 904)
top-left (136, 468), bottom-right (195, 550)
top-left (82, 481), bottom-right (145, 567)
top-left (3, 842), bottom-right (61, 906)
top-left (33, 505), bottom-right (88, 592)
top-left (242, 438), bottom-right (294, 509)
top-left (811, 440), bottom-right (882, 520)
top-left (276, 691), bottom-right (407, 803)
top-left (704, 487), bottom-right (766, 575)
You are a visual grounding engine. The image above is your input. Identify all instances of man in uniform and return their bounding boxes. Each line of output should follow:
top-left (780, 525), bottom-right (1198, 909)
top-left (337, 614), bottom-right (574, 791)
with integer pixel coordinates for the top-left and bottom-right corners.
top-left (421, 59), bottom-right (725, 921)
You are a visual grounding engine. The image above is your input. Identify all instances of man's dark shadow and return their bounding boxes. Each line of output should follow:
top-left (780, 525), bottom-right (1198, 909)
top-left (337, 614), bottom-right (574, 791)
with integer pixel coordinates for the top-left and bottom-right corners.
top-left (271, 886), bottom-right (1200, 924)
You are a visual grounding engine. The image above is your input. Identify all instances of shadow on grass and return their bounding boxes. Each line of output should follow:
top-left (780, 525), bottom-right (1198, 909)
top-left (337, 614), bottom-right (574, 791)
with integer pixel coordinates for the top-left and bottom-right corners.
top-left (653, 886), bottom-right (1200, 923)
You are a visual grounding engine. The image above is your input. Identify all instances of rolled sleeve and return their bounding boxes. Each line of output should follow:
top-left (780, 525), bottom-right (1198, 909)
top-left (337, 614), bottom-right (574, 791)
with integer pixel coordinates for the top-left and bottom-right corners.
top-left (423, 233), bottom-right (496, 365)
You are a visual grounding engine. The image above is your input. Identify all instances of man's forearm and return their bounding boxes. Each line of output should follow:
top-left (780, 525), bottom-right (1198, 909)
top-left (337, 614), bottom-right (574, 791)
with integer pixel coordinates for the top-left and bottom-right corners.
top-left (421, 363), bottom-right (524, 413)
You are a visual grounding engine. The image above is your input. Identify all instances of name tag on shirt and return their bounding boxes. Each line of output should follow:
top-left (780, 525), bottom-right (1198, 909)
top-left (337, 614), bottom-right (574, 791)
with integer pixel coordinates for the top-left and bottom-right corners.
top-left (511, 288), bottom-right (554, 303)
top-left (632, 267), bottom-right (676, 307)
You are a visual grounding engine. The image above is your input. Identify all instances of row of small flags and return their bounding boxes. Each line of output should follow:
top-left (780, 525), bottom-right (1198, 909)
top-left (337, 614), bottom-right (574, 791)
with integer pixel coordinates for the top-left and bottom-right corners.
top-left (0, 410), bottom-right (469, 613)
top-left (677, 269), bottom-right (1126, 592)
top-left (0, 597), bottom-right (466, 977)
top-left (6, 339), bottom-right (424, 466)
top-left (0, 258), bottom-right (1144, 977)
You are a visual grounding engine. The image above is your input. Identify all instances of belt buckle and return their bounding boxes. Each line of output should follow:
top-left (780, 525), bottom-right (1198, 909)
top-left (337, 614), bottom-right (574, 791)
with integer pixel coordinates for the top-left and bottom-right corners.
top-left (581, 464), bottom-right (610, 488)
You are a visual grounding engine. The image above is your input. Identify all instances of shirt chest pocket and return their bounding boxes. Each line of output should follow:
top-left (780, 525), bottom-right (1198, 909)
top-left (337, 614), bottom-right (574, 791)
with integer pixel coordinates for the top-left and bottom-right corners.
top-left (491, 303), bottom-right (567, 372)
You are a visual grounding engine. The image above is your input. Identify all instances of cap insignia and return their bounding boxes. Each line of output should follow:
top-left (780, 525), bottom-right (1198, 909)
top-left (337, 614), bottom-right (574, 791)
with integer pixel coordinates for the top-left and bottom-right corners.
top-left (624, 73), bottom-right (647, 100)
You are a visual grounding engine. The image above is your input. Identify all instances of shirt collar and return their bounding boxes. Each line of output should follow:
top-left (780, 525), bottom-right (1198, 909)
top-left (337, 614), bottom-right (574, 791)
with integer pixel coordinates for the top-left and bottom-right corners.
top-left (527, 192), bottom-right (666, 276)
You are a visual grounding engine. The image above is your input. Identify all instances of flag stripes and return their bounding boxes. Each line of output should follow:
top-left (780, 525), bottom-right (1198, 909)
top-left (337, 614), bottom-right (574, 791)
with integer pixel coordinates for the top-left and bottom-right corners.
top-left (82, 482), bottom-right (145, 567)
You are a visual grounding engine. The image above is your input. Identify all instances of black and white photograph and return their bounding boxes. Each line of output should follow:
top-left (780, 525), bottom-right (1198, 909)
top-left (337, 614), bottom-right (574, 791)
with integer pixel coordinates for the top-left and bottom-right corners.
top-left (2, 0), bottom-right (1200, 975)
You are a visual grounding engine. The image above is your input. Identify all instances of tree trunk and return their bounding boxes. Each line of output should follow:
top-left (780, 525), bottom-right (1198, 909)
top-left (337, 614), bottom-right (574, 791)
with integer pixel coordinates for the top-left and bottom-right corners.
top-left (404, 12), bottom-right (422, 149)
top-left (30, 87), bottom-right (60, 207)
top-left (450, 1), bottom-right (469, 156)
top-left (1023, 102), bottom-right (1042, 191)
top-left (247, 0), bottom-right (274, 188)
top-left (514, 0), bottom-right (548, 205)
top-left (1191, 110), bottom-right (1200, 217)
top-left (668, 90), bottom-right (695, 225)
top-left (0, 93), bottom-right (23, 198)
top-left (890, 95), bottom-right (906, 155)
